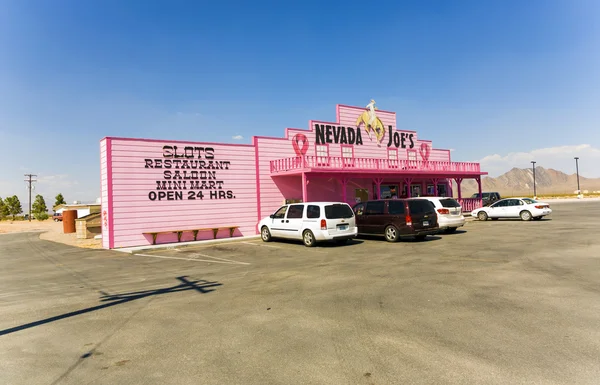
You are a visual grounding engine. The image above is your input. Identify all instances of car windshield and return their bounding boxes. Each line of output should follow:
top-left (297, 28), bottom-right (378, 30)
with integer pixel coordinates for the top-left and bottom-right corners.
top-left (325, 204), bottom-right (354, 219)
top-left (521, 198), bottom-right (537, 204)
top-left (439, 198), bottom-right (460, 208)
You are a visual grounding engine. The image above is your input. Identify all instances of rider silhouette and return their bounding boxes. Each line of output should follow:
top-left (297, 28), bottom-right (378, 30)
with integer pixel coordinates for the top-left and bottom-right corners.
top-left (366, 99), bottom-right (377, 128)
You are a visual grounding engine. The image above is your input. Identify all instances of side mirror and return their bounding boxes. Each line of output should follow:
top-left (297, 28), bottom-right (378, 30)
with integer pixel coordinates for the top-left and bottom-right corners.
top-left (269, 214), bottom-right (275, 219)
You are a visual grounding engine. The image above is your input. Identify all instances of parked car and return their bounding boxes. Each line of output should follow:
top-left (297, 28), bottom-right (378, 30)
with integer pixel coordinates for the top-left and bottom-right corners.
top-left (53, 213), bottom-right (63, 222)
top-left (352, 198), bottom-right (439, 242)
top-left (422, 197), bottom-right (465, 233)
top-left (471, 192), bottom-right (501, 206)
top-left (259, 202), bottom-right (357, 247)
top-left (471, 198), bottom-right (552, 221)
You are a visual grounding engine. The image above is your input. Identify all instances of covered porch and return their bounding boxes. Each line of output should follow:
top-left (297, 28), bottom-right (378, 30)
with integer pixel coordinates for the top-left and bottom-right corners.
top-left (270, 155), bottom-right (487, 211)
top-left (272, 171), bottom-right (486, 212)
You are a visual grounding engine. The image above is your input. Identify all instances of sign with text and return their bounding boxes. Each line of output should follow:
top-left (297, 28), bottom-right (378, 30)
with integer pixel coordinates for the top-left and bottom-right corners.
top-left (143, 145), bottom-right (236, 201)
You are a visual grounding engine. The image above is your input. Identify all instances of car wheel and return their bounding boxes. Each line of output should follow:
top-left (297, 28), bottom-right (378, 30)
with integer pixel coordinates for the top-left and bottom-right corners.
top-left (384, 225), bottom-right (400, 242)
top-left (415, 235), bottom-right (427, 241)
top-left (444, 227), bottom-right (457, 234)
top-left (477, 211), bottom-right (488, 221)
top-left (520, 210), bottom-right (532, 221)
top-left (303, 230), bottom-right (316, 247)
top-left (54, 218), bottom-right (59, 222)
top-left (260, 226), bottom-right (272, 242)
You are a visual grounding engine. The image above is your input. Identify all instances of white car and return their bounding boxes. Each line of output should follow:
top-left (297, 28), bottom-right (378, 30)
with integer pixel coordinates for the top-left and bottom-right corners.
top-left (422, 197), bottom-right (466, 233)
top-left (258, 202), bottom-right (358, 247)
top-left (472, 198), bottom-right (552, 221)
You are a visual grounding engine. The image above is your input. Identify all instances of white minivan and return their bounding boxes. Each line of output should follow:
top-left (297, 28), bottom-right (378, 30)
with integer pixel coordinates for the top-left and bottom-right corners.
top-left (421, 197), bottom-right (466, 233)
top-left (258, 202), bottom-right (358, 247)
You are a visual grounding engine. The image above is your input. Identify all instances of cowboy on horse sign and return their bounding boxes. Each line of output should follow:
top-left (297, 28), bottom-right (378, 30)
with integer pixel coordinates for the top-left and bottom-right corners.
top-left (356, 99), bottom-right (386, 146)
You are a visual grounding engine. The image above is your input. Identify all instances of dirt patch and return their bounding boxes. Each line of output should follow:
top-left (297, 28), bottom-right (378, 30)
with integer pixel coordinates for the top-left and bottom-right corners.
top-left (0, 220), bottom-right (102, 249)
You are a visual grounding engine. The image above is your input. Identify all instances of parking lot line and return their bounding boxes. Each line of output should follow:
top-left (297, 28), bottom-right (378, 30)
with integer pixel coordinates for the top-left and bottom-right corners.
top-left (134, 253), bottom-right (250, 265)
top-left (240, 241), bottom-right (281, 248)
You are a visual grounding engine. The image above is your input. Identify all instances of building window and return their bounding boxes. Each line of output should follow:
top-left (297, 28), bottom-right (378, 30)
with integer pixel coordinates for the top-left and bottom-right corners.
top-left (341, 146), bottom-right (353, 158)
top-left (387, 149), bottom-right (398, 168)
top-left (407, 149), bottom-right (417, 161)
top-left (316, 144), bottom-right (328, 157)
top-left (341, 145), bottom-right (354, 167)
top-left (315, 144), bottom-right (329, 166)
top-left (388, 149), bottom-right (397, 160)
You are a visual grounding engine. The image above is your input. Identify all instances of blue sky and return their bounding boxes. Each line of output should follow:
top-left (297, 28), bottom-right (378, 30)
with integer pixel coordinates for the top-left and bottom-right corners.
top-left (1, 0), bottom-right (600, 206)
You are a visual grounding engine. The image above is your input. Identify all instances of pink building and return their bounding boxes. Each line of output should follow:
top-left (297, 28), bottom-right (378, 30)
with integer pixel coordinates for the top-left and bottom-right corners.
top-left (99, 103), bottom-right (486, 249)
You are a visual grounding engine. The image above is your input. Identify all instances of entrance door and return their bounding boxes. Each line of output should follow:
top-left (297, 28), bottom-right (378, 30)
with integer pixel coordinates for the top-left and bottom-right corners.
top-left (437, 184), bottom-right (447, 197)
top-left (411, 184), bottom-right (422, 197)
top-left (355, 189), bottom-right (368, 204)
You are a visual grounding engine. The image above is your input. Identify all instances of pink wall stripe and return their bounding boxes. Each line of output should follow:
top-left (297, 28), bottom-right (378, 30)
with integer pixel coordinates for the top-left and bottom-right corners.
top-left (106, 138), bottom-right (115, 249)
top-left (253, 136), bottom-right (262, 232)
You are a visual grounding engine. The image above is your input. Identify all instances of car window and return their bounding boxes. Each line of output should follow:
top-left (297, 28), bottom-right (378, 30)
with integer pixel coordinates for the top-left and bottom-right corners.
top-left (353, 203), bottom-right (365, 216)
top-left (365, 201), bottom-right (385, 215)
top-left (286, 204), bottom-right (304, 219)
top-left (306, 205), bottom-right (320, 219)
top-left (273, 206), bottom-right (287, 219)
top-left (388, 200), bottom-right (405, 215)
top-left (439, 198), bottom-right (460, 208)
top-left (522, 198), bottom-right (536, 204)
top-left (408, 199), bottom-right (435, 214)
top-left (506, 199), bottom-right (521, 206)
top-left (491, 200), bottom-right (506, 208)
top-left (325, 204), bottom-right (354, 219)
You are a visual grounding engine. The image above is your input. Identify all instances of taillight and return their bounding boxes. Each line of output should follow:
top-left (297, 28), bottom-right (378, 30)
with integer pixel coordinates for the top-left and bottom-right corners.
top-left (437, 208), bottom-right (450, 215)
top-left (535, 205), bottom-right (548, 209)
top-left (320, 219), bottom-right (327, 230)
top-left (405, 214), bottom-right (412, 226)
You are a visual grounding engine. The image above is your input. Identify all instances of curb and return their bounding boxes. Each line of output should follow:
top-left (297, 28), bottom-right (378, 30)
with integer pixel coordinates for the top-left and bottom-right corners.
top-left (114, 235), bottom-right (262, 254)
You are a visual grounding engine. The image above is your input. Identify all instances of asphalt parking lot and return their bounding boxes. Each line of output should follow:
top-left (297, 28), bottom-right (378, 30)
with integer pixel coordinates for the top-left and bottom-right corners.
top-left (1, 200), bottom-right (600, 385)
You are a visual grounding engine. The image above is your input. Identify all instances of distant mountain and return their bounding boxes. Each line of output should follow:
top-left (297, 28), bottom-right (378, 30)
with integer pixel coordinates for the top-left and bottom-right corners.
top-left (454, 167), bottom-right (600, 196)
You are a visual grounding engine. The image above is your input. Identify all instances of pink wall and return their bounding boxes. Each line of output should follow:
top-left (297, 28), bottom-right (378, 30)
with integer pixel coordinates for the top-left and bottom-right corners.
top-left (100, 139), bottom-right (111, 249)
top-left (102, 137), bottom-right (258, 248)
top-left (255, 136), bottom-right (300, 219)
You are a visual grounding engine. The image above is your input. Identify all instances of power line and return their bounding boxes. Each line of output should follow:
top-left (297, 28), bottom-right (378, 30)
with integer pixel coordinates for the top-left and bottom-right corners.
top-left (24, 174), bottom-right (37, 222)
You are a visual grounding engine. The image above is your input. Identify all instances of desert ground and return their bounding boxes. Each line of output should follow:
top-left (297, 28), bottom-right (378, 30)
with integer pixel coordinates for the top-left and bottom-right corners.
top-left (0, 219), bottom-right (102, 249)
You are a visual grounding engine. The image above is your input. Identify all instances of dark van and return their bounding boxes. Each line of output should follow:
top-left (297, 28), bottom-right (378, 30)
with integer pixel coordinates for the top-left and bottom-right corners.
top-left (352, 199), bottom-right (439, 242)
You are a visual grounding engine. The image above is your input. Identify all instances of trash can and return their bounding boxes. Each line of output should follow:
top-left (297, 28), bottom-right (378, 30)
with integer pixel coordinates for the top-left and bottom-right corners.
top-left (62, 210), bottom-right (78, 233)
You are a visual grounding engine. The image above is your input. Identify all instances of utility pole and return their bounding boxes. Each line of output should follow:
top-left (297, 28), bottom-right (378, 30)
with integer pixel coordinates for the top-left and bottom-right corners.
top-left (24, 174), bottom-right (37, 222)
top-left (531, 161), bottom-right (536, 199)
top-left (574, 157), bottom-right (581, 198)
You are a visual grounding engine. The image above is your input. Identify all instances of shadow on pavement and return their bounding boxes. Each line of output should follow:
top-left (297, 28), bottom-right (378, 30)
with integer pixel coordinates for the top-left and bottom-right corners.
top-left (0, 276), bottom-right (221, 337)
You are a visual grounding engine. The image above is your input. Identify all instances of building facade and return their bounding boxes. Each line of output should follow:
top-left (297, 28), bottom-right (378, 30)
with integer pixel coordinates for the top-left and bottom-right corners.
top-left (99, 103), bottom-right (486, 249)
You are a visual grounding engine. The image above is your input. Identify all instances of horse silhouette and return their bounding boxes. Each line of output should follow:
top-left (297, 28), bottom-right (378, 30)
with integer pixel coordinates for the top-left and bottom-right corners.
top-left (356, 110), bottom-right (386, 145)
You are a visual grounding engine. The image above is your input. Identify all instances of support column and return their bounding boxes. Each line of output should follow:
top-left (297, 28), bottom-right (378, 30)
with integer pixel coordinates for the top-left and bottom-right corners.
top-left (476, 177), bottom-right (482, 207)
top-left (339, 177), bottom-right (350, 204)
top-left (432, 178), bottom-right (439, 196)
top-left (404, 178), bottom-right (413, 198)
top-left (448, 181), bottom-right (453, 198)
top-left (455, 178), bottom-right (463, 200)
top-left (373, 177), bottom-right (384, 199)
top-left (302, 173), bottom-right (308, 203)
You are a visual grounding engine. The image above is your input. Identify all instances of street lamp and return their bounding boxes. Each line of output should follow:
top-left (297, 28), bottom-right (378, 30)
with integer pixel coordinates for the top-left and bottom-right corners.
top-left (531, 161), bottom-right (537, 199)
top-left (575, 157), bottom-right (581, 198)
